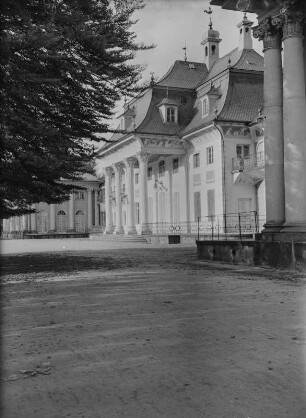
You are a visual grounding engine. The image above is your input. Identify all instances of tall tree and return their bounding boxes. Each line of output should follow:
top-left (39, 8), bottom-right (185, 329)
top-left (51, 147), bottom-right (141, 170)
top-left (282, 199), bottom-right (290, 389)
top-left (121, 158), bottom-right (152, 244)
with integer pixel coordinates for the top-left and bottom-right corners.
top-left (0, 0), bottom-right (151, 218)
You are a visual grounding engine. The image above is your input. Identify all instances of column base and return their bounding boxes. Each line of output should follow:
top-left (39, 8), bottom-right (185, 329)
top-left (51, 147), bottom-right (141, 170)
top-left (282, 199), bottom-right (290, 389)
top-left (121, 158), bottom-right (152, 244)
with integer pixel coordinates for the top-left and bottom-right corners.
top-left (114, 228), bottom-right (124, 235)
top-left (126, 226), bottom-right (137, 235)
top-left (281, 222), bottom-right (306, 233)
top-left (261, 221), bottom-right (284, 234)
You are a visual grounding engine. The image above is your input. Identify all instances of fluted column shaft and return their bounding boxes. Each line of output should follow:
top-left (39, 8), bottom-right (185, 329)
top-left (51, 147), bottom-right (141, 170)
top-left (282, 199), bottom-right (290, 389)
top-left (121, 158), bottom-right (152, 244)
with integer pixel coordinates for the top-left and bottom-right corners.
top-left (68, 193), bottom-right (75, 231)
top-left (138, 152), bottom-right (150, 233)
top-left (104, 168), bottom-right (113, 232)
top-left (94, 190), bottom-right (99, 226)
top-left (253, 21), bottom-right (285, 232)
top-left (114, 164), bottom-right (124, 233)
top-left (87, 189), bottom-right (93, 230)
top-left (125, 159), bottom-right (136, 234)
top-left (281, 11), bottom-right (306, 229)
top-left (49, 204), bottom-right (56, 232)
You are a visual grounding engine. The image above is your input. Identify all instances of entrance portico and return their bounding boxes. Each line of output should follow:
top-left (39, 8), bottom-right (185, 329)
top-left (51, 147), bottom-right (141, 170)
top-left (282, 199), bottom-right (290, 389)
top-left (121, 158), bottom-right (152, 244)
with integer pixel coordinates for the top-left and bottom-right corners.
top-left (97, 136), bottom-right (186, 235)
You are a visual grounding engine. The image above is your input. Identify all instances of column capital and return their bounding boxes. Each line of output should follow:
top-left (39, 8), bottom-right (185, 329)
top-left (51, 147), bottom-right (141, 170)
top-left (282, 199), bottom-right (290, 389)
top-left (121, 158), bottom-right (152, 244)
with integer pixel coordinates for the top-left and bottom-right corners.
top-left (113, 162), bottom-right (124, 174)
top-left (124, 157), bottom-right (136, 169)
top-left (104, 166), bottom-right (113, 177)
top-left (253, 19), bottom-right (282, 51)
top-left (271, 5), bottom-right (305, 40)
top-left (137, 151), bottom-right (150, 164)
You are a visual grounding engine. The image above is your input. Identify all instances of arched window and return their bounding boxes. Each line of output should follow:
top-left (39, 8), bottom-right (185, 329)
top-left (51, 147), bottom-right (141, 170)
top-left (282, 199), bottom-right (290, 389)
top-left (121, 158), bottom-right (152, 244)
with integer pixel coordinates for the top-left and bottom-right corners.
top-left (211, 45), bottom-right (216, 55)
top-left (57, 210), bottom-right (66, 216)
top-left (205, 46), bottom-right (208, 57)
top-left (166, 107), bottom-right (175, 123)
top-left (158, 160), bottom-right (165, 178)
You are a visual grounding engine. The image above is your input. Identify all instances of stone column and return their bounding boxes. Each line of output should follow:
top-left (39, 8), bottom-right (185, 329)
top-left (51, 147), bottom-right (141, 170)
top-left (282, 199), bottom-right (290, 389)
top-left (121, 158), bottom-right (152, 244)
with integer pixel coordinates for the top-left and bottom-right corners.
top-left (114, 163), bottom-right (124, 234)
top-left (22, 215), bottom-right (28, 232)
top-left (253, 20), bottom-right (285, 232)
top-left (124, 158), bottom-right (136, 234)
top-left (138, 152), bottom-right (150, 234)
top-left (87, 189), bottom-right (93, 230)
top-left (104, 167), bottom-right (113, 233)
top-left (277, 9), bottom-right (306, 231)
top-left (68, 193), bottom-right (75, 231)
top-left (30, 212), bottom-right (37, 233)
top-left (49, 204), bottom-right (56, 232)
top-left (94, 189), bottom-right (99, 226)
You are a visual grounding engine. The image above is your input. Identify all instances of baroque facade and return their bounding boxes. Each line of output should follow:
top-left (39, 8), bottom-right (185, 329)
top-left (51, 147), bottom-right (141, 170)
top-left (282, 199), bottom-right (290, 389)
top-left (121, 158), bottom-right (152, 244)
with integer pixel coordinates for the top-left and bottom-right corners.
top-left (96, 14), bottom-right (265, 237)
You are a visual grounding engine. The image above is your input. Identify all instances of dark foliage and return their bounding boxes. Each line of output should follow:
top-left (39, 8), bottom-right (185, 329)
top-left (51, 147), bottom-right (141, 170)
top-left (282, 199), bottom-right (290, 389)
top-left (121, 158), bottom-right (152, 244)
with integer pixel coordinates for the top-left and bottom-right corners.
top-left (0, 0), bottom-right (151, 218)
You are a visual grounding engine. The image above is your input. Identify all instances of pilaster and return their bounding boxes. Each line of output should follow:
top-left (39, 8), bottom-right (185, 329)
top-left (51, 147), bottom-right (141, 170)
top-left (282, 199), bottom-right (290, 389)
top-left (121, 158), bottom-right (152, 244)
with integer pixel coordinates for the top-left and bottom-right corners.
top-left (68, 193), bottom-right (75, 232)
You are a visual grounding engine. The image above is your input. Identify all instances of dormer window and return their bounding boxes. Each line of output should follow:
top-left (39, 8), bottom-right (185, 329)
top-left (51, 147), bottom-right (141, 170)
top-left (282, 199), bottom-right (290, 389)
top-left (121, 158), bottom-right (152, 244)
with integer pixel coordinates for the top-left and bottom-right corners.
top-left (157, 95), bottom-right (180, 124)
top-left (201, 96), bottom-right (209, 118)
top-left (166, 107), bottom-right (176, 123)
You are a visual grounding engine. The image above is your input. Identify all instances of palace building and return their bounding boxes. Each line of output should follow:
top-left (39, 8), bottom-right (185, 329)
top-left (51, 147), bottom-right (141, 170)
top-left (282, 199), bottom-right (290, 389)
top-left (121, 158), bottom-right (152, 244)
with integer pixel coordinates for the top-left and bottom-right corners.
top-left (95, 13), bottom-right (265, 238)
top-left (2, 13), bottom-right (267, 239)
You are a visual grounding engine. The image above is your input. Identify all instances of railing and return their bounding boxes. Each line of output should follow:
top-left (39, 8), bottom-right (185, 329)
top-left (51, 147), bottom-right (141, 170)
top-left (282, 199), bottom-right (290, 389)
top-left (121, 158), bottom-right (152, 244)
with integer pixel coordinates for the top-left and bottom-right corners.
top-left (232, 152), bottom-right (265, 172)
top-left (144, 212), bottom-right (265, 241)
top-left (145, 221), bottom-right (199, 235)
top-left (197, 211), bottom-right (265, 241)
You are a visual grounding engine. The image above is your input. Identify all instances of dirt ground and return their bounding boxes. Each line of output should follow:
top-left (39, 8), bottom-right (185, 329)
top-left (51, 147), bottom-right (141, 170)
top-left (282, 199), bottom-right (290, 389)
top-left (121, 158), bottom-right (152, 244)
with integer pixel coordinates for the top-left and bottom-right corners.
top-left (1, 240), bottom-right (306, 418)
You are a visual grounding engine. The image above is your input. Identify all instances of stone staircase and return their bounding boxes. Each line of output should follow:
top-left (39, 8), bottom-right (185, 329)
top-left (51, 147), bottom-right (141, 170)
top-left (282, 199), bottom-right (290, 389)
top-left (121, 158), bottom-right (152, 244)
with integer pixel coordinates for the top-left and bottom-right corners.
top-left (89, 233), bottom-right (149, 243)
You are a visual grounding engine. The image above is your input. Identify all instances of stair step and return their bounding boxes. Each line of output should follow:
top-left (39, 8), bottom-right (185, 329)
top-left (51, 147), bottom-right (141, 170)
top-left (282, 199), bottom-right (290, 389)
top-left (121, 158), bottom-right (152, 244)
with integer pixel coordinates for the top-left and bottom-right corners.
top-left (89, 234), bottom-right (148, 243)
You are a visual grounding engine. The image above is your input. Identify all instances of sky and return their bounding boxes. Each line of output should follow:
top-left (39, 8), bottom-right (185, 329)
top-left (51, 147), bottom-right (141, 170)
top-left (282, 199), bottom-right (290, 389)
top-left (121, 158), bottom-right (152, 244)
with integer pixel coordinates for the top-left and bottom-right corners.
top-left (131, 0), bottom-right (262, 84)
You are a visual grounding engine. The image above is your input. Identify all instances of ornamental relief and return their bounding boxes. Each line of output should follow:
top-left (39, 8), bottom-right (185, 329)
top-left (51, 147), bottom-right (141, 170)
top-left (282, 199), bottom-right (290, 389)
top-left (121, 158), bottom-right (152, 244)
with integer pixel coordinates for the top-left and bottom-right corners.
top-left (221, 126), bottom-right (251, 137)
top-left (141, 138), bottom-right (182, 148)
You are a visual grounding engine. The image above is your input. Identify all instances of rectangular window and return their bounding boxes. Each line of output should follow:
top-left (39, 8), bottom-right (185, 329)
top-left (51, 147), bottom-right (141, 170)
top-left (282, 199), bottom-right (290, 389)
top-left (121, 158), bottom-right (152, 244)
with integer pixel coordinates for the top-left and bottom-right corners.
top-left (135, 173), bottom-right (139, 184)
top-left (166, 107), bottom-right (176, 123)
top-left (207, 146), bottom-right (214, 165)
top-left (238, 198), bottom-right (251, 213)
top-left (193, 153), bottom-right (200, 168)
top-left (236, 145), bottom-right (250, 159)
top-left (158, 160), bottom-right (165, 177)
top-left (194, 191), bottom-right (201, 220)
top-left (147, 166), bottom-right (153, 180)
top-left (173, 158), bottom-right (179, 174)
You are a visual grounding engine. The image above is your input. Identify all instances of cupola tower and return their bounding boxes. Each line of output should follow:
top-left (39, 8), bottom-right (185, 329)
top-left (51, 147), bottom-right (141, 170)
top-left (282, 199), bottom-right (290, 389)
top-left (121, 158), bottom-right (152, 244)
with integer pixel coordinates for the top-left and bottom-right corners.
top-left (201, 8), bottom-right (222, 70)
top-left (237, 13), bottom-right (253, 51)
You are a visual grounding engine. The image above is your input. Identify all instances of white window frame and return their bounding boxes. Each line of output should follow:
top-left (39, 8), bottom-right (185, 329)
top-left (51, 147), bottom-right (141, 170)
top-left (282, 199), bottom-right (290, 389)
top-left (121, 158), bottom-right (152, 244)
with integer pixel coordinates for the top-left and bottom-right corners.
top-left (193, 153), bottom-right (200, 169)
top-left (201, 95), bottom-right (209, 118)
top-left (166, 106), bottom-right (176, 123)
top-left (206, 146), bottom-right (214, 165)
top-left (173, 158), bottom-right (179, 174)
top-left (158, 160), bottom-right (165, 178)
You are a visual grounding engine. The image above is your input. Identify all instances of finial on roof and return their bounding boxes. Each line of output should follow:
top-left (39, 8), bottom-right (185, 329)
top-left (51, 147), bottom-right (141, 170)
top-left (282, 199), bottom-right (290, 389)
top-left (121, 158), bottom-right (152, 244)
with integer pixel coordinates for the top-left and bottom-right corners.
top-left (182, 45), bottom-right (187, 62)
top-left (227, 56), bottom-right (232, 68)
top-left (150, 72), bottom-right (155, 87)
top-left (204, 6), bottom-right (213, 30)
top-left (166, 87), bottom-right (169, 98)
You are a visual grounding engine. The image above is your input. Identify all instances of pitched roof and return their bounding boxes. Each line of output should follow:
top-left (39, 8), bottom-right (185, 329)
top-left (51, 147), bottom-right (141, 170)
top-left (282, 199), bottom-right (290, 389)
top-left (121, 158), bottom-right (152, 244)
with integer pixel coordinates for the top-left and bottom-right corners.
top-left (205, 47), bottom-right (263, 81)
top-left (157, 60), bottom-right (208, 89)
top-left (135, 89), bottom-right (195, 135)
top-left (217, 72), bottom-right (263, 122)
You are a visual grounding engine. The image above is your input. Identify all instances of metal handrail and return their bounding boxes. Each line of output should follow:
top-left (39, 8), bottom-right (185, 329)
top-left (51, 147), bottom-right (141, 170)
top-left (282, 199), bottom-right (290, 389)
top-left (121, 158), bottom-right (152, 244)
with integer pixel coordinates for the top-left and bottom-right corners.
top-left (232, 152), bottom-right (265, 172)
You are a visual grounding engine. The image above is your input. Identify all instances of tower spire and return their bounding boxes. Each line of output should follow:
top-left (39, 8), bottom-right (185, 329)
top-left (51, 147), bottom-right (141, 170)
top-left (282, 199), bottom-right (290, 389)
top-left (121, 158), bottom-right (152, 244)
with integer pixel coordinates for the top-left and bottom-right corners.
top-left (204, 6), bottom-right (213, 29)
